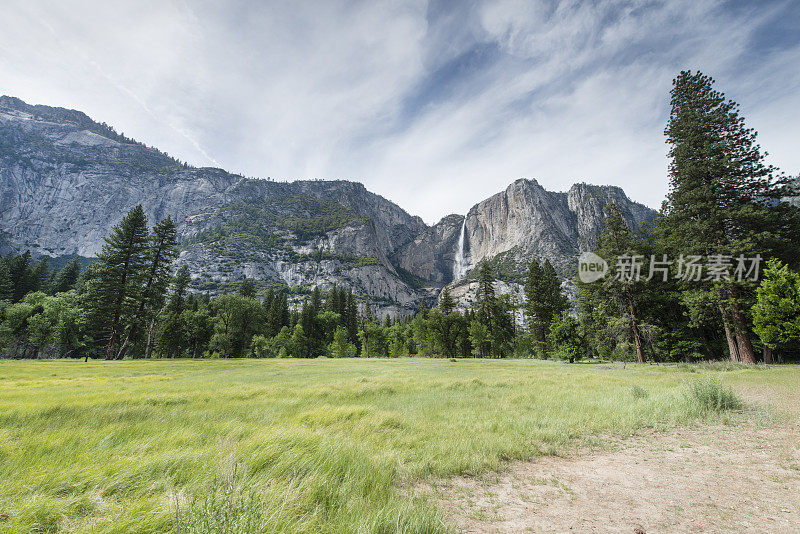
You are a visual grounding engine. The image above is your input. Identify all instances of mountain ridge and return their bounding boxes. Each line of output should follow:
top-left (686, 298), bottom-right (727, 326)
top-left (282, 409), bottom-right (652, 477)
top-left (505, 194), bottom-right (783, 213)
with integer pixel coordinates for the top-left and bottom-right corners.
top-left (0, 95), bottom-right (657, 312)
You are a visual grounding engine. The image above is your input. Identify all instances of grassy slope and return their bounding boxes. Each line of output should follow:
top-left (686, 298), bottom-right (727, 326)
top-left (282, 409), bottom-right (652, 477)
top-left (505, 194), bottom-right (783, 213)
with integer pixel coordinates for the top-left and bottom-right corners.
top-left (0, 359), bottom-right (796, 533)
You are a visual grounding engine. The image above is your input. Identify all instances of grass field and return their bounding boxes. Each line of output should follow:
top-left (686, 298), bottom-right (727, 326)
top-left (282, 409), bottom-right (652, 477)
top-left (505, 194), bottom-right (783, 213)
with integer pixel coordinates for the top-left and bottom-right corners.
top-left (0, 358), bottom-right (796, 533)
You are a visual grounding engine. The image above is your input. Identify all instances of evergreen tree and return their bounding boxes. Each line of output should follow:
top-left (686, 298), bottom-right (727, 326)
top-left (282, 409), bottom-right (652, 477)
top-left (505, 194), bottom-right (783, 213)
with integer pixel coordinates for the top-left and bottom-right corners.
top-left (525, 259), bottom-right (567, 351)
top-left (604, 204), bottom-right (646, 363)
top-left (9, 251), bottom-right (33, 302)
top-left (329, 325), bottom-right (357, 358)
top-left (30, 257), bottom-right (52, 294)
top-left (238, 278), bottom-right (257, 299)
top-left (439, 286), bottom-right (455, 314)
top-left (167, 265), bottom-right (191, 315)
top-left (87, 205), bottom-right (150, 360)
top-left (121, 216), bottom-right (179, 358)
top-left (51, 258), bottom-right (81, 294)
top-left (476, 263), bottom-right (496, 325)
top-left (0, 260), bottom-right (12, 301)
top-left (661, 70), bottom-right (800, 363)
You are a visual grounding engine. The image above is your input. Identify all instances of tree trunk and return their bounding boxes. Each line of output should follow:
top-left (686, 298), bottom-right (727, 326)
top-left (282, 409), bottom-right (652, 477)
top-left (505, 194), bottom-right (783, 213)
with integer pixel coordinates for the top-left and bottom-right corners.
top-left (626, 291), bottom-right (645, 363)
top-left (720, 307), bottom-right (740, 362)
top-left (730, 301), bottom-right (756, 365)
top-left (145, 318), bottom-right (156, 359)
top-left (106, 327), bottom-right (117, 360)
top-left (763, 345), bottom-right (773, 365)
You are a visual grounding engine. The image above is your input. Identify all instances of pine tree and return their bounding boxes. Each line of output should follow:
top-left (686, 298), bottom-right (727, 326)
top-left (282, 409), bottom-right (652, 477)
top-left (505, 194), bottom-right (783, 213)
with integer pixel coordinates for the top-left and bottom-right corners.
top-left (9, 251), bottom-right (33, 302)
top-left (238, 278), bottom-right (257, 299)
top-left (476, 263), bottom-right (496, 325)
top-left (117, 216), bottom-right (178, 358)
top-left (596, 203), bottom-right (647, 363)
top-left (166, 265), bottom-right (191, 315)
top-left (439, 286), bottom-right (455, 313)
top-left (88, 205), bottom-right (150, 360)
top-left (0, 260), bottom-right (13, 301)
top-left (345, 290), bottom-right (358, 344)
top-left (30, 257), bottom-right (52, 294)
top-left (661, 70), bottom-right (800, 364)
top-left (51, 258), bottom-right (81, 294)
top-left (525, 259), bottom-right (567, 351)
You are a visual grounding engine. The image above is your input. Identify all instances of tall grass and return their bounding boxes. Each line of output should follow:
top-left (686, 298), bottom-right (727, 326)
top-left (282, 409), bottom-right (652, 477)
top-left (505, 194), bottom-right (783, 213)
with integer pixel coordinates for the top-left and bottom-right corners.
top-left (0, 359), bottom-right (792, 533)
top-left (684, 377), bottom-right (743, 412)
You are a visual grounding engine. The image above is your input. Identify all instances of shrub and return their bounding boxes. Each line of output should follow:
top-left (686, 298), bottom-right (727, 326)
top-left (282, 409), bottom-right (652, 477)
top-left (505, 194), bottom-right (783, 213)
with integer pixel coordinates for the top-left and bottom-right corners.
top-left (685, 378), bottom-right (743, 412)
top-left (630, 385), bottom-right (649, 400)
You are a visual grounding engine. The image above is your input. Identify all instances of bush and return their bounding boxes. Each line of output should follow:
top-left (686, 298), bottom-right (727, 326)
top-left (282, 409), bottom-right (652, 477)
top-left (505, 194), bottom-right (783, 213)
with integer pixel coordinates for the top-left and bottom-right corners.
top-left (630, 385), bottom-right (649, 400)
top-left (548, 312), bottom-right (583, 363)
top-left (685, 378), bottom-right (743, 412)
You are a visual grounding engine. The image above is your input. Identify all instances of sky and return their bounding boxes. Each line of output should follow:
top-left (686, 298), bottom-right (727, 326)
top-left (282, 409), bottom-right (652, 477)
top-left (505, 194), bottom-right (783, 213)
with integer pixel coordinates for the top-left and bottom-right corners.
top-left (1, 0), bottom-right (799, 224)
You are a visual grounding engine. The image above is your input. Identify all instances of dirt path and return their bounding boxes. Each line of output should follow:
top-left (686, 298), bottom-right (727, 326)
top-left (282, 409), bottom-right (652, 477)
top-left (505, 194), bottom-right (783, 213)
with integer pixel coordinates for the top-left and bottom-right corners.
top-left (433, 405), bottom-right (800, 533)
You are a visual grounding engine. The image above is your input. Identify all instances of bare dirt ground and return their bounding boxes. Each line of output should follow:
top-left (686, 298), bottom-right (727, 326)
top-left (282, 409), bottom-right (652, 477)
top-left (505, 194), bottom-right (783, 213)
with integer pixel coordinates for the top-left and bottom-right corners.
top-left (431, 391), bottom-right (800, 533)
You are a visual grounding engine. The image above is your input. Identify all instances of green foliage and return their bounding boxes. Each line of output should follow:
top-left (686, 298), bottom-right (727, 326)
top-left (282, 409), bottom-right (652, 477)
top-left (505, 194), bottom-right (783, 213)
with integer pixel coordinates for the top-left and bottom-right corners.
top-left (330, 325), bottom-right (357, 358)
top-left (660, 70), bottom-right (800, 364)
top-left (684, 377), bottom-right (743, 412)
top-left (188, 194), bottom-right (359, 254)
top-left (548, 312), bottom-right (583, 363)
top-left (524, 259), bottom-right (567, 350)
top-left (753, 259), bottom-right (800, 350)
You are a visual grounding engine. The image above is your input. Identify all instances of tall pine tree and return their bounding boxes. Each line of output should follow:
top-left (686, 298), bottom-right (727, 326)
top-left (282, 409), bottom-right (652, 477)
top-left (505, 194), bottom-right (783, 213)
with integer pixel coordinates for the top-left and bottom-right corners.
top-left (87, 205), bottom-right (150, 360)
top-left (661, 71), bottom-right (800, 364)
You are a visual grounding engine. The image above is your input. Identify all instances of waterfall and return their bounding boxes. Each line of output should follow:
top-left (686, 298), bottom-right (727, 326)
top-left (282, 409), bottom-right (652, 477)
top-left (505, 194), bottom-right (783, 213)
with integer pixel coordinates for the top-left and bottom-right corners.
top-left (453, 216), bottom-right (467, 280)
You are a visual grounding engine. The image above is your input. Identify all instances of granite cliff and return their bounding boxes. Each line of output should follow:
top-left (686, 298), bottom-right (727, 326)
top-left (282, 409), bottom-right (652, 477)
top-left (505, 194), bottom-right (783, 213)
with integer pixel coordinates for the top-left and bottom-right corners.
top-left (0, 96), bottom-right (657, 312)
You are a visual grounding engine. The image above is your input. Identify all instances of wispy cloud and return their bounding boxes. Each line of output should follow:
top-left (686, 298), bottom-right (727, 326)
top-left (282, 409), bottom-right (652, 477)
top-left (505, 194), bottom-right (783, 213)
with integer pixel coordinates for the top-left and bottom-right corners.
top-left (1, 0), bottom-right (798, 223)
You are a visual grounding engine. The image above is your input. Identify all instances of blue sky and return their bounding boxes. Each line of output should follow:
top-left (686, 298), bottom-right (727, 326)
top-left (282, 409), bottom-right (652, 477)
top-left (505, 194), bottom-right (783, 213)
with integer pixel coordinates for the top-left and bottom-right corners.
top-left (1, 0), bottom-right (799, 223)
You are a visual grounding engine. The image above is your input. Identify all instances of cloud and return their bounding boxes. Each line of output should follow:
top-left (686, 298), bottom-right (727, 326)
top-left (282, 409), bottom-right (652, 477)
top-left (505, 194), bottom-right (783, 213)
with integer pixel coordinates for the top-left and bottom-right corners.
top-left (1, 0), bottom-right (798, 223)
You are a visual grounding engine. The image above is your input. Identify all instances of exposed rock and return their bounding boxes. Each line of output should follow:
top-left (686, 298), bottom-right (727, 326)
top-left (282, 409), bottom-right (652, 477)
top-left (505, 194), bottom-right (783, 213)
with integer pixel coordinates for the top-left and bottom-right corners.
top-left (0, 95), bottom-right (658, 312)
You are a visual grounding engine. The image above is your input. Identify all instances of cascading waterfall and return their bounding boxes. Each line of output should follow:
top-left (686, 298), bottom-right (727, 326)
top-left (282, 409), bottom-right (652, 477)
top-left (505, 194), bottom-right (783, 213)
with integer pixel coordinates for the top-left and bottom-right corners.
top-left (452, 216), bottom-right (467, 280)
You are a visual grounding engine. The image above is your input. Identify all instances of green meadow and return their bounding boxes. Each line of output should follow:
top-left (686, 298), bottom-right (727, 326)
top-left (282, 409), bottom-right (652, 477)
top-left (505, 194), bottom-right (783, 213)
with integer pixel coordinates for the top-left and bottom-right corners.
top-left (0, 359), bottom-right (795, 533)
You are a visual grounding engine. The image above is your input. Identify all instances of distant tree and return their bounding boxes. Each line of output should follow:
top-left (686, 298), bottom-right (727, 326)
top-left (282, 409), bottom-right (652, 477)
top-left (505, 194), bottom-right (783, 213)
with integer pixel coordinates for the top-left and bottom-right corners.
top-left (290, 323), bottom-right (309, 358)
top-left (577, 204), bottom-right (649, 363)
top-left (439, 286), bottom-right (455, 314)
top-left (117, 216), bottom-right (179, 358)
top-left (476, 263), bottom-right (496, 324)
top-left (210, 293), bottom-right (263, 358)
top-left (330, 325), bottom-right (357, 358)
top-left (468, 319), bottom-right (490, 358)
top-left (525, 259), bottom-right (567, 351)
top-left (238, 278), bottom-right (257, 299)
top-left (85, 205), bottom-right (150, 360)
top-left (0, 260), bottom-right (12, 301)
top-left (51, 258), bottom-right (81, 294)
top-left (30, 257), bottom-right (52, 294)
top-left (9, 251), bottom-right (34, 302)
top-left (548, 312), bottom-right (583, 363)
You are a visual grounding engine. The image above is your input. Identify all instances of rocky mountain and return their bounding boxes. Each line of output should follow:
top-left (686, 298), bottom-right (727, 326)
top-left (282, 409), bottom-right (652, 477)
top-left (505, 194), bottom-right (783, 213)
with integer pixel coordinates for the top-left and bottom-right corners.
top-left (0, 95), bottom-right (657, 312)
top-left (394, 178), bottom-right (655, 284)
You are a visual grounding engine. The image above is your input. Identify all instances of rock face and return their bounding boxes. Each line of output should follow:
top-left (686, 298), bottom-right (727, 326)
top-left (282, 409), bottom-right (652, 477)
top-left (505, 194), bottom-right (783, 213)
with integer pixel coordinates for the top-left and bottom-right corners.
top-left (0, 96), bottom-right (657, 310)
top-left (397, 179), bottom-right (656, 283)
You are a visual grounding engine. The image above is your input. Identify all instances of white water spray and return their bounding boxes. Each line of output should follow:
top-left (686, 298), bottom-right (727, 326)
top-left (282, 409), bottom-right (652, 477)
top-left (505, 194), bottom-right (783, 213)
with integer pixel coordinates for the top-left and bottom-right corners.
top-left (453, 216), bottom-right (467, 280)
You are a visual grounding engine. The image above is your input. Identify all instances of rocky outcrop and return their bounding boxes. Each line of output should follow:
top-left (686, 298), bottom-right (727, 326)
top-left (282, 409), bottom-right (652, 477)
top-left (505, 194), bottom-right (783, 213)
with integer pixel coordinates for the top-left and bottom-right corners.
top-left (0, 95), bottom-right (658, 311)
top-left (397, 179), bottom-right (656, 283)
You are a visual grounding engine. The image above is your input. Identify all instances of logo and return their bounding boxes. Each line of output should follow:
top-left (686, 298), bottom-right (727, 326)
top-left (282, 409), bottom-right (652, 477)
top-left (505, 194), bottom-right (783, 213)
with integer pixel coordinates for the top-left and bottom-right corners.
top-left (578, 252), bottom-right (608, 283)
